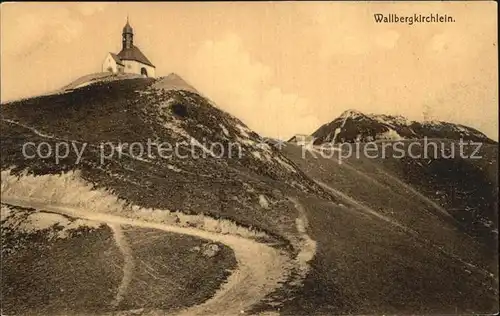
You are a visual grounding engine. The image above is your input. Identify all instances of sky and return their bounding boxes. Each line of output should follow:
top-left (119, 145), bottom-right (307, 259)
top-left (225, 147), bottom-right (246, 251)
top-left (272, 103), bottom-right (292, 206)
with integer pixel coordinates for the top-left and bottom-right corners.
top-left (1, 2), bottom-right (498, 140)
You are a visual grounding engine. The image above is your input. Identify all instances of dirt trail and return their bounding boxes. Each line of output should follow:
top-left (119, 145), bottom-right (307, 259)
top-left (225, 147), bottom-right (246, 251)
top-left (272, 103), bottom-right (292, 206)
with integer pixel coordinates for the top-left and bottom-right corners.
top-left (314, 180), bottom-right (411, 233)
top-left (108, 224), bottom-right (135, 308)
top-left (2, 197), bottom-right (290, 316)
top-left (288, 197), bottom-right (317, 281)
top-left (310, 147), bottom-right (452, 219)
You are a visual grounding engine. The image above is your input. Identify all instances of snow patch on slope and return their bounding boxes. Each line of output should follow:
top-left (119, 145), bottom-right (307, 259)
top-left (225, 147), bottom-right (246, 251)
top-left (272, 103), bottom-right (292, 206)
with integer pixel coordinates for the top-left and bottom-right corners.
top-left (377, 128), bottom-right (405, 141)
top-left (273, 156), bottom-right (297, 173)
top-left (374, 114), bottom-right (411, 127)
top-left (236, 124), bottom-right (251, 138)
top-left (332, 127), bottom-right (341, 143)
top-left (219, 124), bottom-right (230, 137)
top-left (339, 109), bottom-right (364, 120)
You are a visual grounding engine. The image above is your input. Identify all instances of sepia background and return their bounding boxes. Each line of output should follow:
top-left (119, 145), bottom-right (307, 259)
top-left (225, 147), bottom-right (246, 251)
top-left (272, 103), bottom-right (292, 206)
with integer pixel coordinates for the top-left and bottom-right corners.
top-left (1, 2), bottom-right (497, 140)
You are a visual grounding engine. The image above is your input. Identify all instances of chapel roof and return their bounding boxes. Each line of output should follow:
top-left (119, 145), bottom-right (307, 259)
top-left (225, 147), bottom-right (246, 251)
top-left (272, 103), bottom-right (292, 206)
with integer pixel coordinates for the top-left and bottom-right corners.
top-left (117, 45), bottom-right (155, 68)
top-left (109, 53), bottom-right (124, 66)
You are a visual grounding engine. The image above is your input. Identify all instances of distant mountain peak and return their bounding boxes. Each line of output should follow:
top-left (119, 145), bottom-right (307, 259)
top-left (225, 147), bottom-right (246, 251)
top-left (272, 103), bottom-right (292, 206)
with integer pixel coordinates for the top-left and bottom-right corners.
top-left (339, 109), bottom-right (366, 119)
top-left (312, 109), bottom-right (494, 144)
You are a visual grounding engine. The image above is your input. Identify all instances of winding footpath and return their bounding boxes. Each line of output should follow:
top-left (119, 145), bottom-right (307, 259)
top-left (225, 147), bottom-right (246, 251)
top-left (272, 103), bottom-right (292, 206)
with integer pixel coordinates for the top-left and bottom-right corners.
top-left (108, 224), bottom-right (135, 309)
top-left (1, 119), bottom-right (317, 315)
top-left (2, 196), bottom-right (291, 316)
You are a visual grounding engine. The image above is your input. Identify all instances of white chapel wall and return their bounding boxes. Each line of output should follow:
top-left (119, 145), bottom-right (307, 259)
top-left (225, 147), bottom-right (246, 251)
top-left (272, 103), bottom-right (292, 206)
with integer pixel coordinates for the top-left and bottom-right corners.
top-left (102, 54), bottom-right (118, 73)
top-left (122, 60), bottom-right (156, 78)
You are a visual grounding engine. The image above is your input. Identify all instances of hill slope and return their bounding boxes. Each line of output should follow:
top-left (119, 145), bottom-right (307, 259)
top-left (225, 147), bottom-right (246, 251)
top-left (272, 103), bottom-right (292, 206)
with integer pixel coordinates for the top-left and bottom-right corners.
top-left (1, 76), bottom-right (331, 241)
top-left (0, 75), bottom-right (329, 315)
top-left (1, 76), bottom-right (498, 315)
top-left (279, 143), bottom-right (498, 315)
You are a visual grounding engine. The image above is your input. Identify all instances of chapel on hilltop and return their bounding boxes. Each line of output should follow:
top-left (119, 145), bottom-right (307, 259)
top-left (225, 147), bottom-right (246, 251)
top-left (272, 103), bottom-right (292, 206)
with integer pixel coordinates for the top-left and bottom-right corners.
top-left (102, 18), bottom-right (156, 78)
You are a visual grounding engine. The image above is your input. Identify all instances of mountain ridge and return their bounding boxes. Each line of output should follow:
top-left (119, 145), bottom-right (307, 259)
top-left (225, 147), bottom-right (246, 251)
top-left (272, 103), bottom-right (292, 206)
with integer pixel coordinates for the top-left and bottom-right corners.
top-left (312, 109), bottom-right (496, 145)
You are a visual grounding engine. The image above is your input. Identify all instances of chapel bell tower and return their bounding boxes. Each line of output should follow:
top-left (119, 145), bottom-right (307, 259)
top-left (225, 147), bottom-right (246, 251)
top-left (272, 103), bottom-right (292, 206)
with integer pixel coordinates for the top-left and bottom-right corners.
top-left (122, 17), bottom-right (134, 49)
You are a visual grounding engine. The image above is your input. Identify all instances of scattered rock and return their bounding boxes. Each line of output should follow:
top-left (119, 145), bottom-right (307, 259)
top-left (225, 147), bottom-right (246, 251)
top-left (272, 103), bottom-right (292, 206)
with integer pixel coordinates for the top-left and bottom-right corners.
top-left (122, 308), bottom-right (145, 315)
top-left (259, 195), bottom-right (270, 209)
top-left (190, 246), bottom-right (201, 253)
top-left (201, 243), bottom-right (221, 258)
